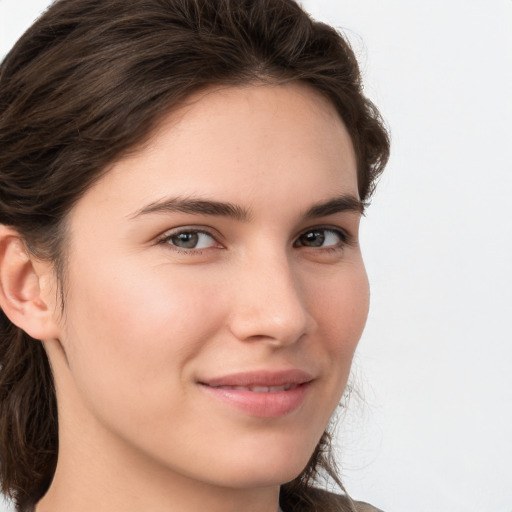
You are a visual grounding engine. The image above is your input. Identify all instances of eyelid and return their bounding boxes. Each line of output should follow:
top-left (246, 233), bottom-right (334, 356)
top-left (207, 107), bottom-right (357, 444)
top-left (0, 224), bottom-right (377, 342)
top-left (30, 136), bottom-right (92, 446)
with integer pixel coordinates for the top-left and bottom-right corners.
top-left (293, 225), bottom-right (353, 248)
top-left (155, 226), bottom-right (224, 251)
top-left (154, 224), bottom-right (353, 253)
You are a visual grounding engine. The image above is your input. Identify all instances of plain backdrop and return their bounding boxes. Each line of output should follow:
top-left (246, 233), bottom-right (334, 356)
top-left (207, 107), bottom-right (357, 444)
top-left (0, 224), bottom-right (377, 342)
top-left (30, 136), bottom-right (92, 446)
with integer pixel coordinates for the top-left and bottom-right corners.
top-left (1, 1), bottom-right (511, 511)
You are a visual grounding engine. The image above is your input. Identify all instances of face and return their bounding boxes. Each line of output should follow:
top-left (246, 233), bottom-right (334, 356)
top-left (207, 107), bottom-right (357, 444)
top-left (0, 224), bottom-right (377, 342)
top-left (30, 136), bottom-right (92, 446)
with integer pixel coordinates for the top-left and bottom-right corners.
top-left (49, 83), bottom-right (369, 490)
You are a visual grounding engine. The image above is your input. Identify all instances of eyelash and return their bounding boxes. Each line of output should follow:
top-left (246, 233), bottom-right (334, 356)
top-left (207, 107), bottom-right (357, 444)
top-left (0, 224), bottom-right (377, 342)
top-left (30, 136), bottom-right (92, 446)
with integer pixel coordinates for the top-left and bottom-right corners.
top-left (157, 226), bottom-right (351, 254)
top-left (156, 228), bottom-right (221, 253)
top-left (293, 227), bottom-right (350, 252)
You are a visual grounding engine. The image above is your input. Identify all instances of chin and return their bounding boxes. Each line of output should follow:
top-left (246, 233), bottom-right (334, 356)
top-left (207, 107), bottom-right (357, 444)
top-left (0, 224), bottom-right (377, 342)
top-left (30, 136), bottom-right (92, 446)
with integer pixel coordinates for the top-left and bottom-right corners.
top-left (202, 437), bottom-right (317, 489)
top-left (217, 463), bottom-right (307, 490)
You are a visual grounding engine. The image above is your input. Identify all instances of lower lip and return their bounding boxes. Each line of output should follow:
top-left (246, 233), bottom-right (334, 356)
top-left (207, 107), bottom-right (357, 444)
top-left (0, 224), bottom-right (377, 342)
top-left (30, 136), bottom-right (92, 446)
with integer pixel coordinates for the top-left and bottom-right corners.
top-left (200, 382), bottom-right (311, 418)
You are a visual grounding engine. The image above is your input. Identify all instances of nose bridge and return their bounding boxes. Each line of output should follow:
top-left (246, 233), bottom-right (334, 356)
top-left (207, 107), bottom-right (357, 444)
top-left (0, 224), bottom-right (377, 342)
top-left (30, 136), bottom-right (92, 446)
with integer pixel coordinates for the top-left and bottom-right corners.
top-left (228, 247), bottom-right (312, 345)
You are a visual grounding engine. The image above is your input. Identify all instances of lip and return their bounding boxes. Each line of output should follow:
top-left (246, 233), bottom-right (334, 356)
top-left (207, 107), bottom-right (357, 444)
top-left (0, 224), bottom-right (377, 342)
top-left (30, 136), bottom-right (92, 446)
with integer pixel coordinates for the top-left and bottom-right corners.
top-left (198, 369), bottom-right (314, 418)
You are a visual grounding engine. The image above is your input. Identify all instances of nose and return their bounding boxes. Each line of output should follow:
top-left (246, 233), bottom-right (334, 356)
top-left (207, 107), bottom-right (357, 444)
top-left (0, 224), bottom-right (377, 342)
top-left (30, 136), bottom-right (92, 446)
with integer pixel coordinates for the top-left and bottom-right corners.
top-left (227, 252), bottom-right (315, 346)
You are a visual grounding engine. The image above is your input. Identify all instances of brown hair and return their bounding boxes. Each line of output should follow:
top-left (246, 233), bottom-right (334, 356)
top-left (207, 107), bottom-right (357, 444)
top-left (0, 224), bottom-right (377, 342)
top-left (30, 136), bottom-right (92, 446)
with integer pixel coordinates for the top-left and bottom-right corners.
top-left (0, 0), bottom-right (389, 510)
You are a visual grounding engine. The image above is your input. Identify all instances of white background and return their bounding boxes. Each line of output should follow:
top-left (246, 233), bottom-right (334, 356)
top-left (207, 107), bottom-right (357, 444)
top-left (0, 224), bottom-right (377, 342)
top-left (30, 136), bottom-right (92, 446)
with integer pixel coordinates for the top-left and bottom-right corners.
top-left (1, 1), bottom-right (511, 511)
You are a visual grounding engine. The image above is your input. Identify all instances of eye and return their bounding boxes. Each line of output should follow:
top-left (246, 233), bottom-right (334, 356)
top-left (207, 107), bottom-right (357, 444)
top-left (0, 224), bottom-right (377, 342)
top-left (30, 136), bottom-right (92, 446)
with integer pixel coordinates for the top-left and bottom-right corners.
top-left (294, 228), bottom-right (347, 249)
top-left (160, 230), bottom-right (219, 250)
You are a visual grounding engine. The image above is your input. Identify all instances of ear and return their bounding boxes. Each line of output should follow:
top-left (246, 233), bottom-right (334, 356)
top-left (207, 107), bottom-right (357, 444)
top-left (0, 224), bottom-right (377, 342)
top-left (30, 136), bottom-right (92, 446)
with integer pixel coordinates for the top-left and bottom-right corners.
top-left (0, 225), bottom-right (61, 341)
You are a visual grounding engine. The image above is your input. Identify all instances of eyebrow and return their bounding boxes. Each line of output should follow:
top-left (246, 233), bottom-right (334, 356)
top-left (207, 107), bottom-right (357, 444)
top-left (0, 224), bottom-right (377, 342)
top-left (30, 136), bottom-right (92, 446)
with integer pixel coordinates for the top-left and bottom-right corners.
top-left (130, 197), bottom-right (250, 221)
top-left (304, 195), bottom-right (365, 219)
top-left (130, 194), bottom-right (364, 222)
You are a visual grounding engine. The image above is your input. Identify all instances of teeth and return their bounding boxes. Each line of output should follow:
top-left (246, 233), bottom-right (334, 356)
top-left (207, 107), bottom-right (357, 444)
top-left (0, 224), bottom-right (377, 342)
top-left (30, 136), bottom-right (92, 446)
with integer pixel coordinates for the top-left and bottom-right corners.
top-left (252, 386), bottom-right (270, 392)
top-left (269, 386), bottom-right (287, 392)
top-left (215, 384), bottom-right (296, 392)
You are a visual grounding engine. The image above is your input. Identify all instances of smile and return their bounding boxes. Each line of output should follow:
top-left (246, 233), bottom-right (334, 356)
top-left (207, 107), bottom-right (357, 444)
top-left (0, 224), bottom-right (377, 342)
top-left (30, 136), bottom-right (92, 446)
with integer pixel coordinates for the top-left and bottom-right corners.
top-left (212, 384), bottom-right (298, 392)
top-left (199, 369), bottom-right (313, 418)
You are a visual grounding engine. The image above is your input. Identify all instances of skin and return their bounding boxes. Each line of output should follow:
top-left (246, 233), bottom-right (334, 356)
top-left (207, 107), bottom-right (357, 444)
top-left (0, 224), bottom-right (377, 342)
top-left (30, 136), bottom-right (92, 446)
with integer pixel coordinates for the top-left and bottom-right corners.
top-left (1, 83), bottom-right (369, 512)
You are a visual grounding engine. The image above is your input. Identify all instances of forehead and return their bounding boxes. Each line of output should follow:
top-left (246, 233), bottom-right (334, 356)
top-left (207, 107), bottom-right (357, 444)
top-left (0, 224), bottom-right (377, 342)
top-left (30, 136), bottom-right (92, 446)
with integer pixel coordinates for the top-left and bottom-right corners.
top-left (150, 82), bottom-right (353, 163)
top-left (157, 81), bottom-right (349, 141)
top-left (69, 82), bottom-right (358, 224)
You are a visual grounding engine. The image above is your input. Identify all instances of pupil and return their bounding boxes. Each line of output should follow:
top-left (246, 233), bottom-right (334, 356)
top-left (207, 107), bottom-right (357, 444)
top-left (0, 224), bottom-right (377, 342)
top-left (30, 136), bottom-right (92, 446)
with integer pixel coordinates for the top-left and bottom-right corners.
top-left (174, 232), bottom-right (198, 248)
top-left (303, 231), bottom-right (324, 247)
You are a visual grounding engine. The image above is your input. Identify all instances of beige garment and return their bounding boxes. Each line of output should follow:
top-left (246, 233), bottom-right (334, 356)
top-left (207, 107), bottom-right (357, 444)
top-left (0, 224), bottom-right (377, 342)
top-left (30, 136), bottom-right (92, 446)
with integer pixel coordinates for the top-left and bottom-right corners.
top-left (354, 500), bottom-right (385, 512)
top-left (280, 488), bottom-right (385, 512)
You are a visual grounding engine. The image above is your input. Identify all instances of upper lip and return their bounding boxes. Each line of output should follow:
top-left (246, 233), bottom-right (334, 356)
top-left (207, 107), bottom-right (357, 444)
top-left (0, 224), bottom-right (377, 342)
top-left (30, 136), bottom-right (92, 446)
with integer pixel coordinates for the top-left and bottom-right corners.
top-left (199, 369), bottom-right (314, 388)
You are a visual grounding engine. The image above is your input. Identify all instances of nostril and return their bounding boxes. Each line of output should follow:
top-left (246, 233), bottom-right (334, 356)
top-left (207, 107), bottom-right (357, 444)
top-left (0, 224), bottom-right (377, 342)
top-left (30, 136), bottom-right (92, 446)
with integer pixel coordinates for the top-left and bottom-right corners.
top-left (227, 309), bottom-right (311, 347)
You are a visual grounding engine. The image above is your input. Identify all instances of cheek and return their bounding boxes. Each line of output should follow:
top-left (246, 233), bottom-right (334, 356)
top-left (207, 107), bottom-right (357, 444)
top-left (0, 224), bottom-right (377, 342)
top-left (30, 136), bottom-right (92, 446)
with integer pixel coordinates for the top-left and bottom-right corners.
top-left (309, 261), bottom-right (369, 378)
top-left (67, 257), bottom-right (223, 344)
top-left (61, 260), bottom-right (226, 415)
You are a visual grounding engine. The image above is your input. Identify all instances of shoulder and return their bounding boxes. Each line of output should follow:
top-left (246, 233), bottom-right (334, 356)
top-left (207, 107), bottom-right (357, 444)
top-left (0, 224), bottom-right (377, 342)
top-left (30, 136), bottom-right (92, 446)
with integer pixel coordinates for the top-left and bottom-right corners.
top-left (311, 488), bottom-right (385, 512)
top-left (298, 489), bottom-right (383, 512)
top-left (351, 500), bottom-right (385, 512)
top-left (331, 494), bottom-right (383, 512)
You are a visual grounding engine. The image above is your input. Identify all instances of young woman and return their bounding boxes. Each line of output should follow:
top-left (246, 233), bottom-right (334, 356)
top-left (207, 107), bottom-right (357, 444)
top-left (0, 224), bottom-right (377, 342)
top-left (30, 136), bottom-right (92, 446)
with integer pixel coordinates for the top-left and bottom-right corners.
top-left (0, 1), bottom-right (389, 511)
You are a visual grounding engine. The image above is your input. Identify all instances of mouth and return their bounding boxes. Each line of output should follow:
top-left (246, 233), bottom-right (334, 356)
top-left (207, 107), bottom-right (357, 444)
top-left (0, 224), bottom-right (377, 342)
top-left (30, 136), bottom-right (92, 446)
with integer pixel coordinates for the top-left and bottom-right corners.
top-left (211, 383), bottom-right (299, 392)
top-left (198, 369), bottom-right (313, 418)
top-left (199, 368), bottom-right (313, 388)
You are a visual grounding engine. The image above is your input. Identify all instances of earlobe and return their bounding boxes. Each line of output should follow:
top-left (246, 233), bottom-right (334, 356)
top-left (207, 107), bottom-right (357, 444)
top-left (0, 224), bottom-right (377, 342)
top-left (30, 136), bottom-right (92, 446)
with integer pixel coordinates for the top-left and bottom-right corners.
top-left (0, 226), bottom-right (60, 341)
